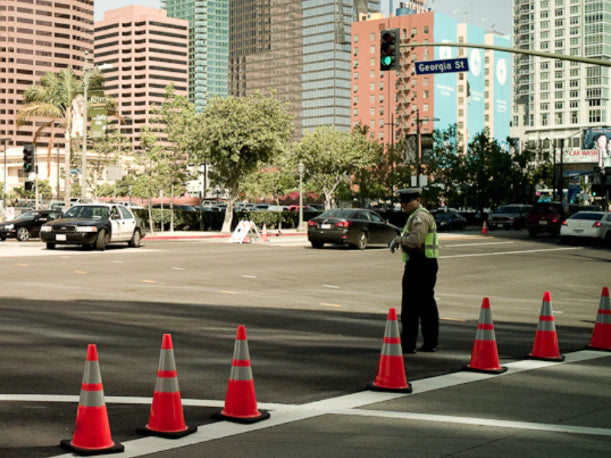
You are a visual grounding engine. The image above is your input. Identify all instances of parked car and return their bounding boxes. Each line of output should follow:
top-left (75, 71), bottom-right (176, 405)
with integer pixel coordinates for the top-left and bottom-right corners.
top-left (0, 209), bottom-right (63, 241)
top-left (526, 202), bottom-right (581, 237)
top-left (307, 208), bottom-right (400, 249)
top-left (560, 211), bottom-right (611, 244)
top-left (40, 203), bottom-right (144, 250)
top-left (288, 205), bottom-right (315, 212)
top-left (488, 204), bottom-right (532, 230)
top-left (434, 210), bottom-right (467, 231)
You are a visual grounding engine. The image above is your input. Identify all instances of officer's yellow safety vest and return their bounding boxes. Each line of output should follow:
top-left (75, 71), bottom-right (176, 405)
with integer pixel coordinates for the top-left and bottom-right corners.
top-left (401, 207), bottom-right (439, 262)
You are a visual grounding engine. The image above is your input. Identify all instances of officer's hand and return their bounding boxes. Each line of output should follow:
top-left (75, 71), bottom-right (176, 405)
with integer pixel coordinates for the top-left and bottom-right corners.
top-left (389, 236), bottom-right (401, 253)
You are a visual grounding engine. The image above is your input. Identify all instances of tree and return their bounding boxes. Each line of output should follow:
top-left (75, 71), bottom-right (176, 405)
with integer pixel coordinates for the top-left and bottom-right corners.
top-left (292, 126), bottom-right (378, 209)
top-left (241, 155), bottom-right (298, 205)
top-left (192, 93), bottom-right (294, 232)
top-left (153, 86), bottom-right (198, 231)
top-left (16, 68), bottom-right (108, 206)
top-left (88, 130), bottom-right (131, 199)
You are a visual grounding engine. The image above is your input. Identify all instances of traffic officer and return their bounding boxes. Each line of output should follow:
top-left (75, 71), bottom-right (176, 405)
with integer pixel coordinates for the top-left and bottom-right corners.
top-left (390, 188), bottom-right (439, 353)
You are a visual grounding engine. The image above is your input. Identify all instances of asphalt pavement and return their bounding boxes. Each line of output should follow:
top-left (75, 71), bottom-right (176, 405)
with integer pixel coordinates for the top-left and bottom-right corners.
top-left (0, 229), bottom-right (609, 457)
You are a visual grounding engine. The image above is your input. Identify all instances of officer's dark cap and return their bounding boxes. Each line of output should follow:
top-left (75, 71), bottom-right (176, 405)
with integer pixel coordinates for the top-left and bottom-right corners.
top-left (397, 188), bottom-right (422, 203)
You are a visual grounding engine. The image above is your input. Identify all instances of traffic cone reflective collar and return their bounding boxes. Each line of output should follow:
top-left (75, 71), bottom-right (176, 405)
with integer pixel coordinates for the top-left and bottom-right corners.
top-left (368, 308), bottom-right (412, 393)
top-left (214, 325), bottom-right (270, 423)
top-left (529, 291), bottom-right (565, 361)
top-left (481, 221), bottom-right (488, 235)
top-left (464, 298), bottom-right (507, 374)
top-left (60, 344), bottom-right (124, 456)
top-left (139, 334), bottom-right (197, 438)
top-left (587, 286), bottom-right (611, 351)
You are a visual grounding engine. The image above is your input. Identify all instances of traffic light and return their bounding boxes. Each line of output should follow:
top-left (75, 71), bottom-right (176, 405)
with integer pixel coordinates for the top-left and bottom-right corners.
top-left (24, 181), bottom-right (33, 192)
top-left (22, 144), bottom-right (34, 172)
top-left (380, 29), bottom-right (400, 71)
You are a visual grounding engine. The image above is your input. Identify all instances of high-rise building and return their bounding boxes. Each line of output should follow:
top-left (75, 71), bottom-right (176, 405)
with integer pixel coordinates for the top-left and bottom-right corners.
top-left (162, 0), bottom-right (229, 111)
top-left (351, 12), bottom-right (512, 149)
top-left (511, 0), bottom-right (611, 153)
top-left (94, 6), bottom-right (189, 149)
top-left (229, 1), bottom-right (381, 138)
top-left (0, 0), bottom-right (94, 190)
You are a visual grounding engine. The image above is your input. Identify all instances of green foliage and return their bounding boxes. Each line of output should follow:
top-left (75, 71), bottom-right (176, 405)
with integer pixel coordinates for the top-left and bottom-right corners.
top-left (292, 126), bottom-right (378, 209)
top-left (192, 92), bottom-right (294, 232)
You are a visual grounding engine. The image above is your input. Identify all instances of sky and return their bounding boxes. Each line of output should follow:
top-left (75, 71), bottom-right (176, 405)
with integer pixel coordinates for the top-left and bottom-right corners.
top-left (95, 0), bottom-right (512, 37)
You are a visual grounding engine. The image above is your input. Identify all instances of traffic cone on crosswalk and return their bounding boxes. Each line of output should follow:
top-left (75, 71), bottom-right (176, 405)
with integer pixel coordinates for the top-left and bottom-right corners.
top-left (60, 344), bottom-right (124, 455)
top-left (140, 334), bottom-right (197, 438)
top-left (214, 325), bottom-right (270, 423)
top-left (481, 220), bottom-right (488, 235)
top-left (368, 308), bottom-right (412, 393)
top-left (530, 291), bottom-right (565, 361)
top-left (261, 224), bottom-right (269, 242)
top-left (464, 297), bottom-right (507, 374)
top-left (587, 286), bottom-right (611, 351)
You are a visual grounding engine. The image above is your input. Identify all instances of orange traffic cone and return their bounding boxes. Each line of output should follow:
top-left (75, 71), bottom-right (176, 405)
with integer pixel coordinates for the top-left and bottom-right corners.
top-left (530, 291), bottom-right (564, 361)
top-left (368, 308), bottom-right (412, 393)
top-left (481, 220), bottom-right (488, 235)
top-left (587, 286), bottom-right (611, 351)
top-left (215, 325), bottom-right (270, 423)
top-left (60, 344), bottom-right (124, 455)
top-left (261, 224), bottom-right (269, 242)
top-left (464, 298), bottom-right (507, 374)
top-left (140, 334), bottom-right (197, 438)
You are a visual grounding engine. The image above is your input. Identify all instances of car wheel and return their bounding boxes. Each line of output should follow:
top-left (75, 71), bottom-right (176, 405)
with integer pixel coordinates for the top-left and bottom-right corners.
top-left (528, 229), bottom-right (537, 238)
top-left (311, 241), bottom-right (324, 249)
top-left (128, 229), bottom-right (141, 248)
top-left (95, 229), bottom-right (108, 251)
top-left (0, 236), bottom-right (6, 241)
top-left (357, 232), bottom-right (368, 250)
top-left (46, 242), bottom-right (55, 250)
top-left (16, 227), bottom-right (30, 242)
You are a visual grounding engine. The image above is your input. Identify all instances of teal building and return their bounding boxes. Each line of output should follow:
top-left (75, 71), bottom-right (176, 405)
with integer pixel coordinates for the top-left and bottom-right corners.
top-left (163, 0), bottom-right (229, 110)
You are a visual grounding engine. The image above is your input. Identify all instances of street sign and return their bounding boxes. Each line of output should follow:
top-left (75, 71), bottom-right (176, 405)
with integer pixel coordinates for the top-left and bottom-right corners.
top-left (415, 58), bottom-right (469, 75)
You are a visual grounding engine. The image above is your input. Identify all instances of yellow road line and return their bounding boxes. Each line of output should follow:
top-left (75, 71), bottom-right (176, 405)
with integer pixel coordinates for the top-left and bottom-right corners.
top-left (221, 290), bottom-right (239, 294)
top-left (74, 270), bottom-right (87, 274)
top-left (140, 279), bottom-right (156, 284)
top-left (18, 263), bottom-right (30, 267)
top-left (320, 302), bottom-right (341, 308)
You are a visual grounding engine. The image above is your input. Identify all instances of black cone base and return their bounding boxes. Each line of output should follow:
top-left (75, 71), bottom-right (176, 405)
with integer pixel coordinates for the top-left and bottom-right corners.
top-left (463, 365), bottom-right (508, 374)
top-left (367, 382), bottom-right (413, 393)
top-left (60, 439), bottom-right (124, 456)
top-left (137, 424), bottom-right (198, 439)
top-left (213, 409), bottom-right (271, 424)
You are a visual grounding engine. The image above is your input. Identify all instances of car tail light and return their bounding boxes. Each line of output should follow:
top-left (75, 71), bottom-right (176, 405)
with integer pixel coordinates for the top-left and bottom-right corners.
top-left (551, 218), bottom-right (559, 223)
top-left (592, 221), bottom-right (602, 228)
top-left (308, 220), bottom-right (318, 228)
top-left (561, 220), bottom-right (567, 226)
top-left (335, 221), bottom-right (351, 228)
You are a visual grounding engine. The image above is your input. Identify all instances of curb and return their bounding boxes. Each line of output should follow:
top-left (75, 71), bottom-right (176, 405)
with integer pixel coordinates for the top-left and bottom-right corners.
top-left (143, 231), bottom-right (307, 241)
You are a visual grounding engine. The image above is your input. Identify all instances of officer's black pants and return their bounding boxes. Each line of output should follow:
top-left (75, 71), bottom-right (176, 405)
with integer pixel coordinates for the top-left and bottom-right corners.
top-left (401, 254), bottom-right (439, 351)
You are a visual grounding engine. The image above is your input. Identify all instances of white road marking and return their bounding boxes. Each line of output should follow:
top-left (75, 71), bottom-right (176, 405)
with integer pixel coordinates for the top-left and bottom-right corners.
top-left (441, 246), bottom-right (582, 259)
top-left (320, 302), bottom-right (341, 308)
top-left (9, 350), bottom-right (608, 458)
top-left (322, 284), bottom-right (340, 289)
top-left (242, 275), bottom-right (257, 279)
top-left (112, 260), bottom-right (124, 264)
top-left (172, 266), bottom-right (185, 270)
top-left (444, 241), bottom-right (515, 248)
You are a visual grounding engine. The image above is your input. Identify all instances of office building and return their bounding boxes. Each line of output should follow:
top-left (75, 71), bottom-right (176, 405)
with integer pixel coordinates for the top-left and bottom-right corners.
top-left (0, 0), bottom-right (93, 191)
top-left (351, 12), bottom-right (511, 149)
top-left (94, 6), bottom-right (189, 149)
top-left (162, 0), bottom-right (229, 111)
top-left (511, 0), bottom-right (611, 156)
top-left (229, 1), bottom-right (381, 138)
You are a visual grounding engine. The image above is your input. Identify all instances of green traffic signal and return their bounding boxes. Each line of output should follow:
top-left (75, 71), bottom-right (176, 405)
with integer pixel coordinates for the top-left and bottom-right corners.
top-left (381, 56), bottom-right (393, 66)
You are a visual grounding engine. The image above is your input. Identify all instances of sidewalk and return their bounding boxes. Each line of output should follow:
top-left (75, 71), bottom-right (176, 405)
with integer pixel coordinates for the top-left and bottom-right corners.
top-left (143, 228), bottom-right (306, 240)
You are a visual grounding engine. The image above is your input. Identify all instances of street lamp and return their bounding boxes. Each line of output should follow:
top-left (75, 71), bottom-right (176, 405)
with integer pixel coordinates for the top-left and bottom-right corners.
top-left (2, 138), bottom-right (8, 215)
top-left (81, 52), bottom-right (112, 200)
top-left (298, 162), bottom-right (305, 231)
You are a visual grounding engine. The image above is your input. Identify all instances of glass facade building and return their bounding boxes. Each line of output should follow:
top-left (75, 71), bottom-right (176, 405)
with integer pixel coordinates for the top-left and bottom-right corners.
top-left (163, 0), bottom-right (229, 111)
top-left (229, 1), bottom-right (380, 138)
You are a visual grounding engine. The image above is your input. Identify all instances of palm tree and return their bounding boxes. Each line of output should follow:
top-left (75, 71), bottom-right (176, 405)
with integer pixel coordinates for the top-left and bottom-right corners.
top-left (16, 68), bottom-right (107, 205)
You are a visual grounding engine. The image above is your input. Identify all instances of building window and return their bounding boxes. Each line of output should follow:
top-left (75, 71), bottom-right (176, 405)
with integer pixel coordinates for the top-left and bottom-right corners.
top-left (571, 111), bottom-right (578, 123)
top-left (541, 113), bottom-right (549, 125)
top-left (423, 104), bottom-right (429, 112)
top-left (354, 72), bottom-right (358, 80)
top-left (369, 33), bottom-right (374, 41)
top-left (423, 26), bottom-right (429, 34)
top-left (354, 35), bottom-right (359, 43)
top-left (370, 46), bottom-right (375, 53)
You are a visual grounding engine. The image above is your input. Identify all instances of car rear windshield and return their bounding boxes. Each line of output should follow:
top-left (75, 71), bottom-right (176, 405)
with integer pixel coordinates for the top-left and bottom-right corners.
top-left (569, 212), bottom-right (604, 221)
top-left (496, 206), bottom-right (522, 213)
top-left (320, 209), bottom-right (358, 219)
top-left (531, 204), bottom-right (562, 213)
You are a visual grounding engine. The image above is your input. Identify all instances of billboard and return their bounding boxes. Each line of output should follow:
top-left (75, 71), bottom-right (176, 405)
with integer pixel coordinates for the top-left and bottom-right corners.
top-left (493, 34), bottom-right (511, 142)
top-left (466, 24), bottom-right (485, 143)
top-left (433, 14), bottom-right (458, 132)
top-left (583, 128), bottom-right (611, 168)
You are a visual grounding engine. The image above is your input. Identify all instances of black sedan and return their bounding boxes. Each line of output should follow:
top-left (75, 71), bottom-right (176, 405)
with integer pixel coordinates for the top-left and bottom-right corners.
top-left (0, 210), bottom-right (63, 241)
top-left (40, 203), bottom-right (144, 250)
top-left (433, 210), bottom-right (467, 231)
top-left (307, 208), bottom-right (400, 249)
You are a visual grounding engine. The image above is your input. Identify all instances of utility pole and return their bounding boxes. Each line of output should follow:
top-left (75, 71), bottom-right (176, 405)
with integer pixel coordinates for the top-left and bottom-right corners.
top-left (416, 109), bottom-right (422, 187)
top-left (558, 139), bottom-right (564, 202)
top-left (81, 52), bottom-right (90, 200)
